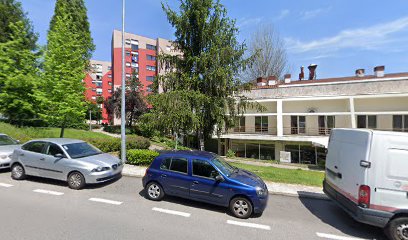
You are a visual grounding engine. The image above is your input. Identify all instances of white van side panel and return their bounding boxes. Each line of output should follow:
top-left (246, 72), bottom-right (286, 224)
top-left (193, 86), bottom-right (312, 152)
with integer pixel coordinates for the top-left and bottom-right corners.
top-left (326, 129), bottom-right (371, 202)
top-left (371, 133), bottom-right (408, 211)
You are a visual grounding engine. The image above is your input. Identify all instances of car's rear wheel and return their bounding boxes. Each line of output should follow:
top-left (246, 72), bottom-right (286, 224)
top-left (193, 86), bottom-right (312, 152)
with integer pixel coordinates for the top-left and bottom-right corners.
top-left (11, 163), bottom-right (26, 180)
top-left (386, 217), bottom-right (408, 240)
top-left (67, 172), bottom-right (86, 190)
top-left (230, 197), bottom-right (253, 219)
top-left (145, 182), bottom-right (164, 201)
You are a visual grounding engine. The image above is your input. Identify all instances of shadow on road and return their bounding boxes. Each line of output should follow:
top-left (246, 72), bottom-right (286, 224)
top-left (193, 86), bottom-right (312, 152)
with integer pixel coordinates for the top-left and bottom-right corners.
top-left (138, 189), bottom-right (263, 219)
top-left (298, 192), bottom-right (387, 239)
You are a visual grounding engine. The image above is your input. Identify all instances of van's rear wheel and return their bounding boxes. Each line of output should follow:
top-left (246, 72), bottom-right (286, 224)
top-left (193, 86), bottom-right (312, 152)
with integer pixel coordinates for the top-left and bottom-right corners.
top-left (386, 217), bottom-right (408, 240)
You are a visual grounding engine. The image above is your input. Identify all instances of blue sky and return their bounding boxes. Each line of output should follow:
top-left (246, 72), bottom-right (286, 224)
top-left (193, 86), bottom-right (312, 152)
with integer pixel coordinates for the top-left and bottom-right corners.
top-left (19, 0), bottom-right (408, 79)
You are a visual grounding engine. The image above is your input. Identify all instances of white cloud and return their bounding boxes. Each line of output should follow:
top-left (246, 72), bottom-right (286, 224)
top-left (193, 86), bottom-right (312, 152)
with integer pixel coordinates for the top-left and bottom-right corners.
top-left (286, 16), bottom-right (408, 54)
top-left (275, 9), bottom-right (290, 21)
top-left (300, 7), bottom-right (331, 20)
top-left (237, 17), bottom-right (262, 28)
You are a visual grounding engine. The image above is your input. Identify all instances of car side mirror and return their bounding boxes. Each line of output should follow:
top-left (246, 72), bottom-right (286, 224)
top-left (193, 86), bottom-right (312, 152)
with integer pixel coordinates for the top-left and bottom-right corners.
top-left (54, 153), bottom-right (64, 159)
top-left (215, 175), bottom-right (224, 182)
top-left (16, 140), bottom-right (20, 144)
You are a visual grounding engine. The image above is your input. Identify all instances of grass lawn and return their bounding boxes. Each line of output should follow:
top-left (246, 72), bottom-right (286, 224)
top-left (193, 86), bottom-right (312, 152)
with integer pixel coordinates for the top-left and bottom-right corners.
top-left (0, 122), bottom-right (115, 143)
top-left (230, 162), bottom-right (325, 187)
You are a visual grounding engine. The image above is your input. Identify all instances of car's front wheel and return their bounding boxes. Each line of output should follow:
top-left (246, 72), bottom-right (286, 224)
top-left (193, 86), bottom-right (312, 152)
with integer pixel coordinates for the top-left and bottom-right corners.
top-left (386, 217), bottom-right (408, 240)
top-left (67, 172), bottom-right (86, 190)
top-left (145, 182), bottom-right (164, 201)
top-left (11, 163), bottom-right (26, 180)
top-left (230, 197), bottom-right (253, 219)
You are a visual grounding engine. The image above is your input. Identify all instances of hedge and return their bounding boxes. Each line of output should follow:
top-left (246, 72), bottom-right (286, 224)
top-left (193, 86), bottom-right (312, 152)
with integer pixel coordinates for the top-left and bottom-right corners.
top-left (127, 149), bottom-right (159, 166)
top-left (85, 135), bottom-right (150, 153)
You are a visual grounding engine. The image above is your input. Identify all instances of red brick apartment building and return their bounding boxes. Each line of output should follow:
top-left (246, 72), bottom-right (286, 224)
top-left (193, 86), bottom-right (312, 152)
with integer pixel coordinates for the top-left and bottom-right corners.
top-left (83, 60), bottom-right (113, 123)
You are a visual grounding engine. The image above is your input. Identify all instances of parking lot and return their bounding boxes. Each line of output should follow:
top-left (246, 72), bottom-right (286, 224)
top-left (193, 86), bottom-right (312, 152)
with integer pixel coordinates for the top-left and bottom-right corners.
top-left (0, 169), bottom-right (386, 240)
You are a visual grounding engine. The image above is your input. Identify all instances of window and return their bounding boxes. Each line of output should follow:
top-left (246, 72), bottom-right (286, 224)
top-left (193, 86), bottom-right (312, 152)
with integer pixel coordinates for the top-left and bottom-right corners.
top-left (146, 76), bottom-right (155, 82)
top-left (160, 158), bottom-right (171, 170)
top-left (62, 142), bottom-right (102, 159)
top-left (192, 159), bottom-right (218, 178)
top-left (108, 74), bottom-right (112, 78)
top-left (108, 89), bottom-right (112, 93)
top-left (132, 55), bottom-right (138, 62)
top-left (108, 82), bottom-right (113, 86)
top-left (126, 73), bottom-right (131, 78)
top-left (146, 44), bottom-right (157, 50)
top-left (22, 141), bottom-right (46, 153)
top-left (146, 55), bottom-right (156, 61)
top-left (125, 62), bottom-right (131, 67)
top-left (147, 65), bottom-right (156, 71)
top-left (255, 116), bottom-right (268, 133)
top-left (96, 82), bottom-right (102, 87)
top-left (170, 158), bottom-right (188, 173)
top-left (147, 86), bottom-right (152, 92)
top-left (131, 44), bottom-right (138, 51)
top-left (291, 116), bottom-right (306, 134)
top-left (125, 39), bottom-right (130, 45)
top-left (393, 115), bottom-right (408, 132)
top-left (131, 62), bottom-right (138, 68)
top-left (108, 66), bottom-right (112, 70)
top-left (46, 144), bottom-right (64, 156)
top-left (234, 117), bottom-right (245, 132)
top-left (318, 116), bottom-right (335, 135)
top-left (125, 51), bottom-right (130, 56)
top-left (357, 115), bottom-right (377, 129)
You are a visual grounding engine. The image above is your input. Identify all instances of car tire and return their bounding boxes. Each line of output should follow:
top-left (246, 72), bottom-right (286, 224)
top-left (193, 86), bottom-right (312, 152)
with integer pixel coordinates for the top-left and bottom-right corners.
top-left (11, 163), bottom-right (26, 180)
top-left (385, 217), bottom-right (408, 240)
top-left (145, 182), bottom-right (164, 201)
top-left (67, 172), bottom-right (86, 190)
top-left (230, 197), bottom-right (253, 219)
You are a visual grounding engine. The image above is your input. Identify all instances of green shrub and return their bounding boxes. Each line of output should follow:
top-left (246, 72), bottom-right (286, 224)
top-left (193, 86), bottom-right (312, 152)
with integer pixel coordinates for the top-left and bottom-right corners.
top-left (127, 135), bottom-right (150, 150)
top-left (127, 149), bottom-right (159, 166)
top-left (226, 149), bottom-right (236, 158)
top-left (85, 135), bottom-right (150, 153)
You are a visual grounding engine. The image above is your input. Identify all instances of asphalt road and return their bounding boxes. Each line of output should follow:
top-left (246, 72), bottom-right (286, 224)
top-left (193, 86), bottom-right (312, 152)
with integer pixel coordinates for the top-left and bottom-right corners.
top-left (0, 169), bottom-right (387, 240)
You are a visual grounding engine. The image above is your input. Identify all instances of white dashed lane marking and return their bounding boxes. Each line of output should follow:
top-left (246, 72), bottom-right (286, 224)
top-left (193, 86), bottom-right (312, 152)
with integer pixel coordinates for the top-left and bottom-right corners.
top-left (316, 232), bottom-right (371, 240)
top-left (226, 220), bottom-right (271, 230)
top-left (88, 198), bottom-right (123, 205)
top-left (0, 183), bottom-right (13, 188)
top-left (33, 189), bottom-right (64, 196)
top-left (152, 207), bottom-right (191, 217)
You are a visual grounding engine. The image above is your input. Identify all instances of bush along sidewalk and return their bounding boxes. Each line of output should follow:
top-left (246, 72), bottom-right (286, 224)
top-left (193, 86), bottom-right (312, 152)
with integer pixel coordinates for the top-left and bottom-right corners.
top-left (86, 135), bottom-right (150, 153)
top-left (126, 149), bottom-right (159, 166)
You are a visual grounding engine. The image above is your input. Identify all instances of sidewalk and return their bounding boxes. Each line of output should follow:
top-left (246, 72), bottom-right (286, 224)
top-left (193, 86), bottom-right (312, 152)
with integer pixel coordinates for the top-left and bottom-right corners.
top-left (122, 164), bottom-right (328, 200)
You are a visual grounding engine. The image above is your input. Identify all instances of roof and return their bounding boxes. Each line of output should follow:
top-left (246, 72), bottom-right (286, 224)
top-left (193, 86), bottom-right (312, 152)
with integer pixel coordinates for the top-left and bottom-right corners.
top-left (253, 72), bottom-right (408, 89)
top-left (26, 138), bottom-right (85, 145)
top-left (158, 150), bottom-right (217, 160)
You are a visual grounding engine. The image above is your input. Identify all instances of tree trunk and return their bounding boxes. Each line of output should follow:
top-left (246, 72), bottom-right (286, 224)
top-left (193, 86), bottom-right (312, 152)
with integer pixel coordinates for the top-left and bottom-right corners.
top-left (60, 123), bottom-right (65, 138)
top-left (198, 131), bottom-right (205, 151)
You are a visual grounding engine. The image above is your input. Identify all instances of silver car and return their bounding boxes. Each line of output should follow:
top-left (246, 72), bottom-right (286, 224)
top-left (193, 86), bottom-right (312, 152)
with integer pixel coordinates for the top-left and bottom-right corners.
top-left (10, 138), bottom-right (123, 189)
top-left (0, 134), bottom-right (21, 169)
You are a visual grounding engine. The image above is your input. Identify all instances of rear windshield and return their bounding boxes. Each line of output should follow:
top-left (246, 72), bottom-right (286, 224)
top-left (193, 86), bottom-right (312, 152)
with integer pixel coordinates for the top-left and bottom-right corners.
top-left (62, 142), bottom-right (102, 159)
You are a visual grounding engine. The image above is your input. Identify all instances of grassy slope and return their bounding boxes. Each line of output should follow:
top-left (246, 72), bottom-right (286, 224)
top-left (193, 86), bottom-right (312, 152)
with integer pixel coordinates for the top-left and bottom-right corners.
top-left (0, 122), bottom-right (114, 143)
top-left (230, 162), bottom-right (324, 187)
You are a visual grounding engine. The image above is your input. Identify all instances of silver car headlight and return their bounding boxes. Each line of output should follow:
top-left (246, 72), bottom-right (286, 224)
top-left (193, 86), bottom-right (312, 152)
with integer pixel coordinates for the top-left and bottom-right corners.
top-left (0, 154), bottom-right (9, 160)
top-left (256, 187), bottom-right (268, 197)
top-left (91, 166), bottom-right (110, 172)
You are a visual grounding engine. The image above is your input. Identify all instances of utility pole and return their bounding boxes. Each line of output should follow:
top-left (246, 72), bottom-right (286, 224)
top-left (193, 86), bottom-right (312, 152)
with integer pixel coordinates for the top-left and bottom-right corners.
top-left (89, 109), bottom-right (92, 131)
top-left (120, 0), bottom-right (126, 163)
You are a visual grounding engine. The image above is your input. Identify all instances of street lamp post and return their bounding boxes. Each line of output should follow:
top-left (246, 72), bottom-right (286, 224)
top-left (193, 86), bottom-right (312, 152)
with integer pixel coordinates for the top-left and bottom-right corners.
top-left (120, 0), bottom-right (126, 163)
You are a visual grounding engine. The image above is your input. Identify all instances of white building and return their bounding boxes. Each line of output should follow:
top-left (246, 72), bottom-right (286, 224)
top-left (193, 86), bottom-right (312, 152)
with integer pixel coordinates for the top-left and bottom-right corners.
top-left (218, 66), bottom-right (408, 165)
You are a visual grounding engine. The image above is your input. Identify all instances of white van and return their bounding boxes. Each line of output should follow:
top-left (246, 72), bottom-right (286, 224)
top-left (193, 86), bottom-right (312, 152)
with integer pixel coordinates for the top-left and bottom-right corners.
top-left (323, 128), bottom-right (408, 240)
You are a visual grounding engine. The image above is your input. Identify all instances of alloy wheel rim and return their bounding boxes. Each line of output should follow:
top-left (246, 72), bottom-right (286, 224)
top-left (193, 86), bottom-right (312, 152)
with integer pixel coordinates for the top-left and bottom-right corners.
top-left (397, 224), bottom-right (408, 240)
top-left (233, 200), bottom-right (249, 216)
top-left (148, 184), bottom-right (160, 199)
top-left (12, 166), bottom-right (23, 178)
top-left (69, 174), bottom-right (82, 188)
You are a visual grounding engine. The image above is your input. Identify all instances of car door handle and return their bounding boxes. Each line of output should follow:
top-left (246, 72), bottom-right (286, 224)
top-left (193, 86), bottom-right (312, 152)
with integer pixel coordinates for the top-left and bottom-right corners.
top-left (19, 153), bottom-right (24, 156)
top-left (161, 174), bottom-right (167, 178)
top-left (193, 181), bottom-right (199, 185)
top-left (39, 158), bottom-right (45, 161)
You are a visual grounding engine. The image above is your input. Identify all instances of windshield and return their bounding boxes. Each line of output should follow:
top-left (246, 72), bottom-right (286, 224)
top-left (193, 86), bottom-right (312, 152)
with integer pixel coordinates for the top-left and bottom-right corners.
top-left (211, 157), bottom-right (236, 177)
top-left (0, 135), bottom-right (18, 146)
top-left (62, 142), bottom-right (102, 159)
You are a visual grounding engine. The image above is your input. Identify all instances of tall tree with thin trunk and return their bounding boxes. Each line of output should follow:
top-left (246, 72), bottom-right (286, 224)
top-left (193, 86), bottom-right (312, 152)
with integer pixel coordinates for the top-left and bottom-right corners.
top-left (244, 24), bottom-right (289, 81)
top-left (39, 0), bottom-right (94, 137)
top-left (144, 0), bottom-right (253, 150)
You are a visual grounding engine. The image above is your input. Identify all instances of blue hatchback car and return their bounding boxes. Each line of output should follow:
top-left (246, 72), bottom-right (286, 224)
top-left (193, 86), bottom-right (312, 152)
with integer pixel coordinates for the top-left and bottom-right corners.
top-left (142, 151), bottom-right (268, 218)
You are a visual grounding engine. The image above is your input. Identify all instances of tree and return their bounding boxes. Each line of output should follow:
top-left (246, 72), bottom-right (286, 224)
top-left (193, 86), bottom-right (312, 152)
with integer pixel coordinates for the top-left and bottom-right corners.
top-left (0, 0), bottom-right (38, 50)
top-left (0, 21), bottom-right (39, 126)
top-left (86, 101), bottom-right (102, 123)
top-left (147, 0), bottom-right (253, 150)
top-left (244, 24), bottom-right (289, 81)
top-left (105, 70), bottom-right (147, 127)
top-left (38, 0), bottom-right (94, 137)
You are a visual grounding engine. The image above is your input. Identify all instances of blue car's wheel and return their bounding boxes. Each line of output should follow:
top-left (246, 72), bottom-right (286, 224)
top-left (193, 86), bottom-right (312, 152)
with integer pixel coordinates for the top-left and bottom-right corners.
top-left (230, 197), bottom-right (253, 219)
top-left (146, 182), bottom-right (164, 201)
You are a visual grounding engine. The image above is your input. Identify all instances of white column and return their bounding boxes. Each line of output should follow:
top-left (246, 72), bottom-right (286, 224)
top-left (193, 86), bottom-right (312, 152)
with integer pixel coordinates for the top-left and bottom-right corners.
top-left (277, 100), bottom-right (283, 136)
top-left (349, 97), bottom-right (356, 128)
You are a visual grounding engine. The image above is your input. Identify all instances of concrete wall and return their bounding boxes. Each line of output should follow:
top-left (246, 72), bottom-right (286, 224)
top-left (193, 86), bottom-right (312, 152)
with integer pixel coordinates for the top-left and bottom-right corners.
top-left (283, 99), bottom-right (349, 113)
top-left (354, 97), bottom-right (408, 112)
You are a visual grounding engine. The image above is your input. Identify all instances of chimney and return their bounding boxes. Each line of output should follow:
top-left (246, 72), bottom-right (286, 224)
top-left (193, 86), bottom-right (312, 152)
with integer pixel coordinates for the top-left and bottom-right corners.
top-left (355, 69), bottom-right (365, 77)
top-left (284, 74), bottom-right (291, 84)
top-left (308, 64), bottom-right (318, 80)
top-left (374, 66), bottom-right (385, 77)
top-left (267, 76), bottom-right (277, 85)
top-left (299, 66), bottom-right (305, 80)
top-left (256, 77), bottom-right (266, 86)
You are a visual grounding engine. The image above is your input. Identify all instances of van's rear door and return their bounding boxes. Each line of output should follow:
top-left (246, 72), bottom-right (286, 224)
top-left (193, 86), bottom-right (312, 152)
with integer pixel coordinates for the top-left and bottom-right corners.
top-left (325, 129), bottom-right (372, 203)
